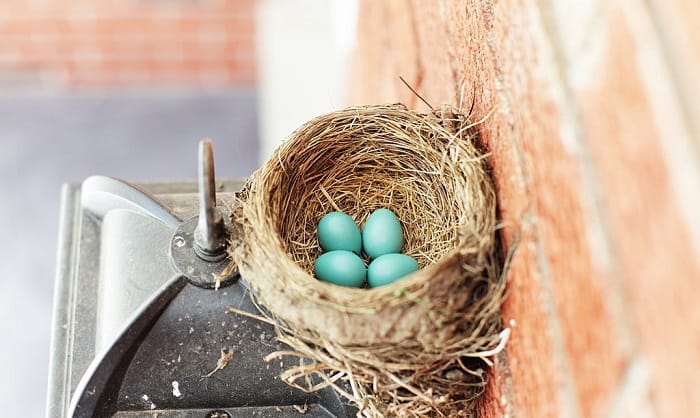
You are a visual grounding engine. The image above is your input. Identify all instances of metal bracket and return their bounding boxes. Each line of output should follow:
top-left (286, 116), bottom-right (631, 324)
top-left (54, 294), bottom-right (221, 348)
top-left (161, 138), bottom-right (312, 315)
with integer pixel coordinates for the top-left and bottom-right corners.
top-left (169, 216), bottom-right (238, 289)
top-left (169, 139), bottom-right (238, 288)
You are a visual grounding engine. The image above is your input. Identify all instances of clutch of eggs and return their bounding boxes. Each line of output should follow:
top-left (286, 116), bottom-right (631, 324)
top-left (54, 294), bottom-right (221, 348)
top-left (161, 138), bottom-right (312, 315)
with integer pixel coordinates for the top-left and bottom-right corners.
top-left (314, 209), bottom-right (419, 288)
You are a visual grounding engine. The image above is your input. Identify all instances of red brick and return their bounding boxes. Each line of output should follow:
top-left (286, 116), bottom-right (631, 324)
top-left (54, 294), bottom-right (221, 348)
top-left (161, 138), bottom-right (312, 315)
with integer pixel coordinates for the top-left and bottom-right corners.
top-left (575, 6), bottom-right (700, 417)
top-left (99, 39), bottom-right (150, 64)
top-left (223, 38), bottom-right (255, 58)
top-left (351, 2), bottom-right (568, 417)
top-left (445, 2), bottom-right (594, 416)
top-left (408, 0), bottom-right (456, 110)
top-left (0, 0), bottom-right (256, 88)
top-left (477, 352), bottom-right (513, 418)
top-left (648, 0), bottom-right (700, 132)
top-left (352, 1), bottom-right (644, 417)
top-left (495, 229), bottom-right (563, 418)
top-left (348, 2), bottom-right (402, 104)
top-left (489, 5), bottom-right (634, 413)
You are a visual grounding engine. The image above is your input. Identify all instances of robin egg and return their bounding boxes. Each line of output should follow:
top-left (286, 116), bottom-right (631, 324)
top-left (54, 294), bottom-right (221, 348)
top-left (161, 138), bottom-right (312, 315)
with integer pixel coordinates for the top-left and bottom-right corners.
top-left (362, 208), bottom-right (403, 259)
top-left (317, 212), bottom-right (362, 254)
top-left (314, 250), bottom-right (367, 287)
top-left (367, 253), bottom-right (419, 287)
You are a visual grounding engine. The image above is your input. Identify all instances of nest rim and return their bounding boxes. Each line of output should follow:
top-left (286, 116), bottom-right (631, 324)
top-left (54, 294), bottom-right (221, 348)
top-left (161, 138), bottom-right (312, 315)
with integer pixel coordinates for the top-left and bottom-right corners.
top-left (231, 103), bottom-right (501, 337)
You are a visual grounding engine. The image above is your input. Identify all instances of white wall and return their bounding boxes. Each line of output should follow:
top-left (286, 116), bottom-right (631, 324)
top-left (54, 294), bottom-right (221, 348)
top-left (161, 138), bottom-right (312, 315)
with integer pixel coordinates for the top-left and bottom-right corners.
top-left (256, 0), bottom-right (358, 162)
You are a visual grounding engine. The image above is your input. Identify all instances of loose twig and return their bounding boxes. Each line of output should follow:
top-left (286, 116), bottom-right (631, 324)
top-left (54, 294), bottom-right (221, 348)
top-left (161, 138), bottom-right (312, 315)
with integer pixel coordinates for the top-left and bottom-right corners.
top-left (203, 348), bottom-right (234, 378)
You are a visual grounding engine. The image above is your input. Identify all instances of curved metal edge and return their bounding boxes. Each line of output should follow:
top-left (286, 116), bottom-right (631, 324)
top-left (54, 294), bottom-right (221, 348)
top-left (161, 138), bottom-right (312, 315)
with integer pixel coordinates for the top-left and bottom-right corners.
top-left (68, 275), bottom-right (189, 418)
top-left (46, 184), bottom-right (82, 418)
top-left (81, 175), bottom-right (182, 229)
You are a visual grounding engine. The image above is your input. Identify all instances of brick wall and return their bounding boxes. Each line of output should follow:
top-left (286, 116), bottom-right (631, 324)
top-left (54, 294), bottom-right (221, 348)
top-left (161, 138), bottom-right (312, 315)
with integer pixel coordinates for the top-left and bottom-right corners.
top-left (0, 0), bottom-right (256, 88)
top-left (351, 1), bottom-right (700, 417)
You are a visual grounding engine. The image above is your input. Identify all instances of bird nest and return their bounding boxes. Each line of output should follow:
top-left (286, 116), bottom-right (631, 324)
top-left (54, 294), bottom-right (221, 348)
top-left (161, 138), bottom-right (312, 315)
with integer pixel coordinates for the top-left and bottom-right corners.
top-left (229, 104), bottom-right (507, 417)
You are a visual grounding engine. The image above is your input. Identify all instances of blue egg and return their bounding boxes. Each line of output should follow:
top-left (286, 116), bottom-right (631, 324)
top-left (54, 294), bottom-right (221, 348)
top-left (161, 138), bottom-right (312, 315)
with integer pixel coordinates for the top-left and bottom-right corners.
top-left (314, 250), bottom-right (367, 287)
top-left (318, 212), bottom-right (362, 254)
top-left (367, 253), bottom-right (419, 287)
top-left (362, 208), bottom-right (403, 259)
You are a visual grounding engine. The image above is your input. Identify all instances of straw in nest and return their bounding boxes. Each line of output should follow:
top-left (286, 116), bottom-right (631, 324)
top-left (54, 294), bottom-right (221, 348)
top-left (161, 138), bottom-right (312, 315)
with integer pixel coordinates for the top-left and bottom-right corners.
top-left (229, 104), bottom-right (507, 417)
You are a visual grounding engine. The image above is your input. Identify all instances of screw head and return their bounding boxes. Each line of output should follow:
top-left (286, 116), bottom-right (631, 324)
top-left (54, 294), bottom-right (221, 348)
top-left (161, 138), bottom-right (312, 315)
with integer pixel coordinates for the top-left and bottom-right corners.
top-left (206, 410), bottom-right (231, 418)
top-left (173, 235), bottom-right (186, 248)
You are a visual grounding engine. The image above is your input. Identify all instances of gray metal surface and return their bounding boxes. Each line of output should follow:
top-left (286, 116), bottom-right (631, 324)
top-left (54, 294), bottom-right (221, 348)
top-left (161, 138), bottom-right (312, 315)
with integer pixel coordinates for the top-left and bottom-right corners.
top-left (96, 209), bottom-right (178, 351)
top-left (170, 216), bottom-right (239, 289)
top-left (81, 176), bottom-right (183, 229)
top-left (0, 92), bottom-right (258, 417)
top-left (47, 179), bottom-right (245, 418)
top-left (110, 405), bottom-right (335, 417)
top-left (69, 276), bottom-right (189, 418)
top-left (47, 175), bottom-right (356, 417)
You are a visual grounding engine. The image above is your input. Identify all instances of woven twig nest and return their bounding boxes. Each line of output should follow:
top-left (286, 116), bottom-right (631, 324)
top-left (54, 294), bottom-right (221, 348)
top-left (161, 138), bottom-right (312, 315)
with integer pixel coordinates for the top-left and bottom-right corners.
top-left (229, 104), bottom-right (506, 417)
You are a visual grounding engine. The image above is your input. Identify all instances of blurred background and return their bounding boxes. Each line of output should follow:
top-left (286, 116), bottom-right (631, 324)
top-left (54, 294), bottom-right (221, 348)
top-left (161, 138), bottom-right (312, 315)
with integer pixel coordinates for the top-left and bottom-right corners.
top-left (1, 0), bottom-right (699, 417)
top-left (0, 0), bottom-right (357, 416)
